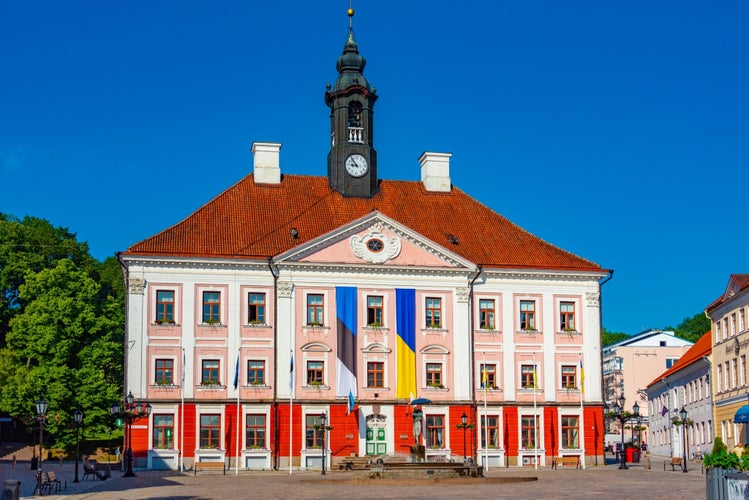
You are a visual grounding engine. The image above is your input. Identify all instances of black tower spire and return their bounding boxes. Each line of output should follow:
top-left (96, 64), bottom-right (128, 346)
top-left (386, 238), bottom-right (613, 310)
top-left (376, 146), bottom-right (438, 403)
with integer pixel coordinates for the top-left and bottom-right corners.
top-left (325, 6), bottom-right (378, 197)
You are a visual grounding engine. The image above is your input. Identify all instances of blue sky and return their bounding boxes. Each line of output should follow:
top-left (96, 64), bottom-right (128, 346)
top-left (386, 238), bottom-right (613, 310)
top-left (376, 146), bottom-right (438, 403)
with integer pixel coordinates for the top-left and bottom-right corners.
top-left (1, 1), bottom-right (747, 335)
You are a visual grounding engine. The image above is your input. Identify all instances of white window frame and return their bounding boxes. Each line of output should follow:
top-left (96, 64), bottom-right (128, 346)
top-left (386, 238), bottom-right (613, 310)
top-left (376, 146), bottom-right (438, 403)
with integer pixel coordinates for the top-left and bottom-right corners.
top-left (362, 343), bottom-right (391, 390)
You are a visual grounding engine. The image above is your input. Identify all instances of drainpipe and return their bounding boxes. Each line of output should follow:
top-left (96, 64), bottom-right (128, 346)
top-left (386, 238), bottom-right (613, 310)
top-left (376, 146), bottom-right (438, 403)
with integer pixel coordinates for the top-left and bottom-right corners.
top-left (268, 257), bottom-right (280, 470)
top-left (116, 252), bottom-right (130, 397)
top-left (468, 264), bottom-right (483, 462)
top-left (597, 269), bottom-right (613, 467)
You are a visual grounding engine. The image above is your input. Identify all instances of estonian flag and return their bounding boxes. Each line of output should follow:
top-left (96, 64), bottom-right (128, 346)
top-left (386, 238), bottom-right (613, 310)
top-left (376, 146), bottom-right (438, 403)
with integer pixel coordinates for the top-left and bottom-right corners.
top-left (289, 355), bottom-right (294, 391)
top-left (232, 356), bottom-right (240, 390)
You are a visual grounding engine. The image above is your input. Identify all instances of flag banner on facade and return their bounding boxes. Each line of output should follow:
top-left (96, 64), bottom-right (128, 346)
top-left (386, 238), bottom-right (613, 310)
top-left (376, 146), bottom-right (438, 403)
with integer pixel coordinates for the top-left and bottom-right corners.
top-left (289, 354), bottom-right (294, 392)
top-left (579, 358), bottom-right (585, 394)
top-left (233, 355), bottom-right (240, 390)
top-left (336, 287), bottom-right (358, 398)
top-left (181, 349), bottom-right (186, 386)
top-left (347, 390), bottom-right (355, 415)
top-left (532, 366), bottom-right (539, 391)
top-left (481, 365), bottom-right (488, 392)
top-left (661, 406), bottom-right (668, 416)
top-left (396, 288), bottom-right (416, 400)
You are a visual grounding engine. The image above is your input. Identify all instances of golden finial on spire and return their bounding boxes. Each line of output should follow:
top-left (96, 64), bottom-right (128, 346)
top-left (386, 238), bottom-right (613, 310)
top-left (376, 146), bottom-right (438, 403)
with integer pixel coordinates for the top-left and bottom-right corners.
top-left (348, 0), bottom-right (354, 29)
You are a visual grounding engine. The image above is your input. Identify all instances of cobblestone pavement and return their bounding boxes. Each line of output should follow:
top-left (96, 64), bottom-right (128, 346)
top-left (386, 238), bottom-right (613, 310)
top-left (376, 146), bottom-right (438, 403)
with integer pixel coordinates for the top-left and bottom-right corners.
top-left (1, 456), bottom-right (707, 499)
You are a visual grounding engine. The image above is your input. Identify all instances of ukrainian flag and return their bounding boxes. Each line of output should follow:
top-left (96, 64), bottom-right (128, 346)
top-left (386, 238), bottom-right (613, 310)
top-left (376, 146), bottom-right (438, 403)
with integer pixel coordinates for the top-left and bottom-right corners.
top-left (396, 289), bottom-right (416, 400)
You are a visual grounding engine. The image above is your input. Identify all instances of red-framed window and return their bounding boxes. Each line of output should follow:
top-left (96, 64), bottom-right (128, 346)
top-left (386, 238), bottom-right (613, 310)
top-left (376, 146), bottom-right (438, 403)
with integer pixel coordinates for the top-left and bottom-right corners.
top-left (199, 414), bottom-right (221, 449)
top-left (202, 291), bottom-right (221, 323)
top-left (367, 362), bottom-right (384, 388)
top-left (155, 359), bottom-right (174, 384)
top-left (156, 290), bottom-right (175, 323)
top-left (367, 296), bottom-right (384, 326)
top-left (307, 294), bottom-right (324, 326)
top-left (425, 298), bottom-right (442, 328)
top-left (248, 293), bottom-right (266, 324)
top-left (246, 414), bottom-right (266, 448)
top-left (479, 299), bottom-right (495, 329)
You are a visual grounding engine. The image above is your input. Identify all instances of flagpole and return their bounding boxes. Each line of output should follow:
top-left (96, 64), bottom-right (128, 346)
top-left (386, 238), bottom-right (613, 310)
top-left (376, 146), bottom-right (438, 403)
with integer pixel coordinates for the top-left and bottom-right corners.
top-left (289, 350), bottom-right (293, 475)
top-left (533, 352), bottom-right (538, 470)
top-left (236, 349), bottom-right (241, 475)
top-left (579, 353), bottom-right (586, 469)
top-left (180, 347), bottom-right (185, 473)
top-left (483, 352), bottom-right (489, 471)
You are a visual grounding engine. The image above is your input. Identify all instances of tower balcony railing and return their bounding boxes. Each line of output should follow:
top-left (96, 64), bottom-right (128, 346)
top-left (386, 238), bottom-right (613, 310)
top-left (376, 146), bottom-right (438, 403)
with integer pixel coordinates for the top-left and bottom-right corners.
top-left (348, 127), bottom-right (364, 143)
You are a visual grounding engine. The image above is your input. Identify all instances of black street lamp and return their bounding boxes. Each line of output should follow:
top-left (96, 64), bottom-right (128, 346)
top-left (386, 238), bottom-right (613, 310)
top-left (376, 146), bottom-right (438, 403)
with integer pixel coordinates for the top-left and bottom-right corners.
top-left (110, 391), bottom-right (151, 477)
top-left (33, 396), bottom-right (48, 496)
top-left (457, 412), bottom-right (469, 463)
top-left (611, 394), bottom-right (639, 470)
top-left (73, 409), bottom-right (83, 483)
top-left (319, 412), bottom-right (327, 475)
top-left (679, 407), bottom-right (688, 473)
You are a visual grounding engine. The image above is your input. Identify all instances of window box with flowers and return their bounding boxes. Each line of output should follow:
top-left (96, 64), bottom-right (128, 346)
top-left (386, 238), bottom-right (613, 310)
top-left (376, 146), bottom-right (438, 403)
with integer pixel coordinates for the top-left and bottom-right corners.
top-left (154, 318), bottom-right (177, 326)
top-left (199, 379), bottom-right (224, 389)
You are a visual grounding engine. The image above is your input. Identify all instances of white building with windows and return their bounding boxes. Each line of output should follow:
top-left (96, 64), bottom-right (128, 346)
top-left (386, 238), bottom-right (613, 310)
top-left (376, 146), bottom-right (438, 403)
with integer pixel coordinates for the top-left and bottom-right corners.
top-left (118, 8), bottom-right (610, 471)
top-left (645, 332), bottom-right (712, 458)
top-left (706, 274), bottom-right (749, 449)
top-left (603, 329), bottom-right (693, 441)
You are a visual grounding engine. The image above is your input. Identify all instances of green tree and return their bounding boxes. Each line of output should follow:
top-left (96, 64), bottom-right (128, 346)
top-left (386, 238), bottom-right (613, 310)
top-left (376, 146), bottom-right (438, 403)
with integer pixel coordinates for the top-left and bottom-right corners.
top-left (602, 328), bottom-right (630, 346)
top-left (0, 214), bottom-right (94, 344)
top-left (0, 258), bottom-right (123, 448)
top-left (670, 313), bottom-right (711, 343)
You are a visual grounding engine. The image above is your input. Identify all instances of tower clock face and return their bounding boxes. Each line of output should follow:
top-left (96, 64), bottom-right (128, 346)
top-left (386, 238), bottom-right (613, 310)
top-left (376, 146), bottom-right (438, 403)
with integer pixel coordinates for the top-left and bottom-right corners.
top-left (345, 154), bottom-right (368, 178)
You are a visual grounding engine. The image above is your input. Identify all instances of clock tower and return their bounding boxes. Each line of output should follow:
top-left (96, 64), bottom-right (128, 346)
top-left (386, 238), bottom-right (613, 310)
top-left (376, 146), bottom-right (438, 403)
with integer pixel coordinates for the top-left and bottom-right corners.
top-left (325, 8), bottom-right (378, 198)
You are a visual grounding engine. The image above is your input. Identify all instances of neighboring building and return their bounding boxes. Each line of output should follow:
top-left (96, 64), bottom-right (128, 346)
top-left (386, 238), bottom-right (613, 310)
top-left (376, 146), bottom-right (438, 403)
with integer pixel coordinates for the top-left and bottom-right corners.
top-left (645, 332), bottom-right (712, 459)
top-left (705, 274), bottom-right (749, 448)
top-left (119, 10), bottom-right (610, 471)
top-left (603, 329), bottom-right (693, 440)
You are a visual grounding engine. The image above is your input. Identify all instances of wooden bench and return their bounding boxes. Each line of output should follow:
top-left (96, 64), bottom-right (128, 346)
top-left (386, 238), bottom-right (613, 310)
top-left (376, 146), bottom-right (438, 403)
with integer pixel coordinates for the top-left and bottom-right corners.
top-left (552, 456), bottom-right (581, 469)
top-left (194, 461), bottom-right (226, 475)
top-left (664, 457), bottom-right (683, 471)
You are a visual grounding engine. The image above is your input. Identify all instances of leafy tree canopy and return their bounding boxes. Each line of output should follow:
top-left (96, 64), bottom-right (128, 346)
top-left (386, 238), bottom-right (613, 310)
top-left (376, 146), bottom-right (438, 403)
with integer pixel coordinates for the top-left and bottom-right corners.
top-left (0, 213), bottom-right (95, 343)
top-left (0, 215), bottom-right (123, 449)
top-left (602, 328), bottom-right (630, 346)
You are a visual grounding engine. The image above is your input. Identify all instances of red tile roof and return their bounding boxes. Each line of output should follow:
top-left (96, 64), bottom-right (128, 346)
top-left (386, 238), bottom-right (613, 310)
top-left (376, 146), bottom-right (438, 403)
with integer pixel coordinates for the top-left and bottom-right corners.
top-left (645, 331), bottom-right (712, 388)
top-left (706, 274), bottom-right (749, 313)
top-left (123, 174), bottom-right (604, 272)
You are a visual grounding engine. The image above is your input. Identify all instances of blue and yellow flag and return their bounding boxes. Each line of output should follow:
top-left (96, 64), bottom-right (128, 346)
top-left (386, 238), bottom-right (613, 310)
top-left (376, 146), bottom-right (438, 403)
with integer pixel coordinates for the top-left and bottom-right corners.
top-left (396, 289), bottom-right (416, 400)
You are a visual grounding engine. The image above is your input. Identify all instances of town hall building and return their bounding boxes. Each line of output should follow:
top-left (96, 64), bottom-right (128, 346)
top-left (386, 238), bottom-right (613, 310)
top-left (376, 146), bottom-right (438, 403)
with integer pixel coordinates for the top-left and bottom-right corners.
top-left (119, 8), bottom-right (610, 471)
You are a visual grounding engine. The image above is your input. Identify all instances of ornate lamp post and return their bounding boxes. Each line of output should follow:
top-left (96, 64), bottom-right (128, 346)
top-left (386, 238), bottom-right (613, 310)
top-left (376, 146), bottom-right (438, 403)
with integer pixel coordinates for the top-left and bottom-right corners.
top-left (611, 394), bottom-right (639, 470)
top-left (457, 412), bottom-right (470, 463)
top-left (111, 391), bottom-right (151, 477)
top-left (679, 407), bottom-right (688, 473)
top-left (319, 412), bottom-right (328, 475)
top-left (33, 397), bottom-right (48, 496)
top-left (73, 409), bottom-right (83, 483)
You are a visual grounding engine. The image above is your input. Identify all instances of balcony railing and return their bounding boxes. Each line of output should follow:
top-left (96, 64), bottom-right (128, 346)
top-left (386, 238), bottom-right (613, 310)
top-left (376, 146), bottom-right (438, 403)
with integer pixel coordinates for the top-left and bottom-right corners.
top-left (348, 127), bottom-right (364, 143)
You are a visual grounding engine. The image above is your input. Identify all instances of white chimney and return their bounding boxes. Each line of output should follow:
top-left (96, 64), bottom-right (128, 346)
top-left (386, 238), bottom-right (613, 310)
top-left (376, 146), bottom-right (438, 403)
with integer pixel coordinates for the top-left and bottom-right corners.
top-left (419, 152), bottom-right (452, 192)
top-left (252, 142), bottom-right (282, 184)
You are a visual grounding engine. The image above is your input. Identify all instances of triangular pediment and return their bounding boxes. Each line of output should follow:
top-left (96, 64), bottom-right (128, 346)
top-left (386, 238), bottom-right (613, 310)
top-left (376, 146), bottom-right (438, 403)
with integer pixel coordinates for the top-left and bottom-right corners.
top-left (274, 212), bottom-right (475, 270)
